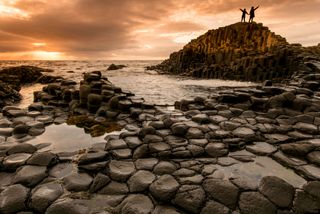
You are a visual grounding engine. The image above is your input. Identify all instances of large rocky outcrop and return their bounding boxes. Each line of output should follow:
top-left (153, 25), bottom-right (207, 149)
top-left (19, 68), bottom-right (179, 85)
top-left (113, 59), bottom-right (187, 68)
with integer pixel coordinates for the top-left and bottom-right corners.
top-left (152, 22), bottom-right (320, 82)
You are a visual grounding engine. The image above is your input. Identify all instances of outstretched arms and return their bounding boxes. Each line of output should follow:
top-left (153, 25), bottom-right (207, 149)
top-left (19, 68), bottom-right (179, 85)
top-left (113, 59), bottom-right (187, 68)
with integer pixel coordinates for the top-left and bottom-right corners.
top-left (240, 8), bottom-right (244, 12)
top-left (255, 5), bottom-right (260, 10)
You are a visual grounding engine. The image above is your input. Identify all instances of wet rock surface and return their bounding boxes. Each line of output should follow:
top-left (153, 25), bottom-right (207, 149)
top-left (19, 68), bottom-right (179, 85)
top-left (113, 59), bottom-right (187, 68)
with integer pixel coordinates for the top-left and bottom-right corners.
top-left (0, 66), bottom-right (320, 213)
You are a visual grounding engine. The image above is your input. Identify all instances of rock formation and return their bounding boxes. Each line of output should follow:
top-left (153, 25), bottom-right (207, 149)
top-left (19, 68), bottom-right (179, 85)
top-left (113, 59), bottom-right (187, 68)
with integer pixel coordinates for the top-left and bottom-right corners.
top-left (152, 22), bottom-right (320, 82)
top-left (0, 66), bottom-right (63, 107)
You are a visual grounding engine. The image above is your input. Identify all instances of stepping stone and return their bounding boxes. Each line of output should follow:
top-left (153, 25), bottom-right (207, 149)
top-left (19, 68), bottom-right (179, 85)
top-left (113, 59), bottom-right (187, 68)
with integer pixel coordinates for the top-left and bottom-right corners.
top-left (200, 200), bottom-right (230, 214)
top-left (3, 153), bottom-right (32, 170)
top-left (246, 142), bottom-right (277, 155)
top-left (78, 152), bottom-right (108, 165)
top-left (7, 143), bottom-right (37, 155)
top-left (232, 127), bottom-right (255, 139)
top-left (149, 174), bottom-right (179, 201)
top-left (174, 185), bottom-right (205, 213)
top-left (98, 181), bottom-right (129, 195)
top-left (203, 178), bottom-right (239, 209)
top-left (49, 162), bottom-right (74, 179)
top-left (109, 160), bottom-right (135, 182)
top-left (30, 182), bottom-right (64, 212)
top-left (63, 172), bottom-right (93, 191)
top-left (27, 152), bottom-right (57, 166)
top-left (307, 151), bottom-right (320, 165)
top-left (0, 127), bottom-right (13, 137)
top-left (124, 136), bottom-right (143, 149)
top-left (258, 176), bottom-right (295, 208)
top-left (135, 158), bottom-right (158, 170)
top-left (239, 192), bottom-right (277, 214)
top-left (0, 184), bottom-right (29, 213)
top-left (117, 194), bottom-right (154, 214)
top-left (297, 164), bottom-right (320, 180)
top-left (128, 170), bottom-right (156, 192)
top-left (13, 165), bottom-right (47, 187)
top-left (153, 161), bottom-right (177, 175)
top-left (205, 143), bottom-right (228, 157)
top-left (89, 173), bottom-right (111, 193)
top-left (46, 198), bottom-right (89, 214)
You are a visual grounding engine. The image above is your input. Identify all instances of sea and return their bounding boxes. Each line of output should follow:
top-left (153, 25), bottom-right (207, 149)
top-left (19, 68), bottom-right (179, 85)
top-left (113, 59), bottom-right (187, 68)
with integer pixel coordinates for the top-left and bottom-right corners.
top-left (0, 60), bottom-right (255, 108)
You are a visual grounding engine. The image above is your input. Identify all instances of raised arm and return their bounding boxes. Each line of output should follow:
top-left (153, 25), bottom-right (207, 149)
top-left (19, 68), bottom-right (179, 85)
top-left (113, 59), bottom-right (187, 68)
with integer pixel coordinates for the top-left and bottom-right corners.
top-left (240, 8), bottom-right (244, 12)
top-left (255, 5), bottom-right (260, 10)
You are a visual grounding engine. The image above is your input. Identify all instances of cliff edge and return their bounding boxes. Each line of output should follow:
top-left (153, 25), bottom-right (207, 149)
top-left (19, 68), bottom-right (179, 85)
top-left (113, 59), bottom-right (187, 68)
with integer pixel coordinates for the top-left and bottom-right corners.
top-left (152, 22), bottom-right (320, 82)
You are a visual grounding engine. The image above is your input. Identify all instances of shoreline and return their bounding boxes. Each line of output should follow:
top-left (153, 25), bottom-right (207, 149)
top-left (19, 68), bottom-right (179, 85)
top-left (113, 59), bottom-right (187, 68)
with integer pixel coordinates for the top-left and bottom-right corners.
top-left (0, 68), bottom-right (320, 213)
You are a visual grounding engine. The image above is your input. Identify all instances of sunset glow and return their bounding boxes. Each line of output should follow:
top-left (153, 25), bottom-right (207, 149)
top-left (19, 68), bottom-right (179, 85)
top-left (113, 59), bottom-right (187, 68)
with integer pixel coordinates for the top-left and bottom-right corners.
top-left (0, 0), bottom-right (319, 60)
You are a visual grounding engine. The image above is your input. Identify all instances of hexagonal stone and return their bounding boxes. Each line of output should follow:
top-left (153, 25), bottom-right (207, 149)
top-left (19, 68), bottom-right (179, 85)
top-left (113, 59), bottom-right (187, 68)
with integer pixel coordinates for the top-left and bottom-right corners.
top-left (46, 198), bottom-right (89, 214)
top-left (153, 161), bottom-right (177, 175)
top-left (118, 194), bottom-right (154, 214)
top-left (7, 143), bottom-right (37, 155)
top-left (232, 127), bottom-right (255, 139)
top-left (128, 170), bottom-right (156, 192)
top-left (63, 172), bottom-right (93, 191)
top-left (259, 176), bottom-right (295, 208)
top-left (293, 122), bottom-right (318, 134)
top-left (30, 182), bottom-right (64, 212)
top-left (124, 136), bottom-right (143, 149)
top-left (27, 152), bottom-right (57, 166)
top-left (186, 128), bottom-right (204, 139)
top-left (89, 173), bottom-right (111, 193)
top-left (3, 153), bottom-right (32, 170)
top-left (203, 178), bottom-right (239, 209)
top-left (13, 165), bottom-right (47, 187)
top-left (0, 127), bottom-right (13, 137)
top-left (0, 184), bottom-right (29, 214)
top-left (105, 139), bottom-right (127, 150)
top-left (143, 134), bottom-right (163, 144)
top-left (171, 123), bottom-right (189, 136)
top-left (153, 205), bottom-right (181, 214)
top-left (109, 160), bottom-right (135, 182)
top-left (303, 181), bottom-right (320, 199)
top-left (307, 151), bottom-right (320, 165)
top-left (239, 192), bottom-right (277, 214)
top-left (200, 200), bottom-right (230, 214)
top-left (192, 114), bottom-right (210, 124)
top-left (149, 174), bottom-right (179, 201)
top-left (280, 142), bottom-right (315, 156)
top-left (78, 151), bottom-right (108, 165)
top-left (135, 158), bottom-right (158, 170)
top-left (205, 143), bottom-right (228, 157)
top-left (297, 164), bottom-right (320, 180)
top-left (293, 190), bottom-right (320, 213)
top-left (246, 142), bottom-right (277, 155)
top-left (149, 142), bottom-right (170, 153)
top-left (174, 185), bottom-right (205, 213)
top-left (49, 162), bottom-right (73, 179)
top-left (98, 181), bottom-right (129, 195)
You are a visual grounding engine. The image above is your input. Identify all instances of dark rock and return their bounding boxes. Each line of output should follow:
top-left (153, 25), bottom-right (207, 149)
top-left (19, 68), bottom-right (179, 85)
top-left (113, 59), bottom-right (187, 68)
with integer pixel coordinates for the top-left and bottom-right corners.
top-left (107, 64), bottom-right (127, 70)
top-left (108, 160), bottom-right (135, 181)
top-left (27, 152), bottom-right (57, 166)
top-left (258, 176), bottom-right (295, 208)
top-left (0, 184), bottom-right (29, 214)
top-left (203, 178), bottom-right (239, 209)
top-left (30, 182), bottom-right (64, 213)
top-left (128, 170), bottom-right (156, 192)
top-left (13, 165), bottom-right (47, 187)
top-left (46, 198), bottom-right (89, 214)
top-left (239, 192), bottom-right (277, 214)
top-left (117, 194), bottom-right (154, 214)
top-left (63, 172), bottom-right (93, 192)
top-left (174, 185), bottom-right (206, 213)
top-left (6, 143), bottom-right (37, 155)
top-left (200, 200), bottom-right (230, 214)
top-left (89, 173), bottom-right (111, 193)
top-left (149, 174), bottom-right (179, 201)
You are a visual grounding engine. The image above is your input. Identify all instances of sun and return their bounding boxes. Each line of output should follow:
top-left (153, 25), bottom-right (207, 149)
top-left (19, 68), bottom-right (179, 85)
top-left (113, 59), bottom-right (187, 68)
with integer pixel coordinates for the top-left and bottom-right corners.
top-left (32, 51), bottom-right (62, 60)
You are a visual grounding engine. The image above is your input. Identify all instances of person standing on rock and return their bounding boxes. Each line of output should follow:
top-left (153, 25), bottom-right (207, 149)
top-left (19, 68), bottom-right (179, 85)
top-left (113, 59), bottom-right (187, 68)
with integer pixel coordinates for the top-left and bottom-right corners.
top-left (249, 5), bottom-right (259, 22)
top-left (240, 8), bottom-right (249, 22)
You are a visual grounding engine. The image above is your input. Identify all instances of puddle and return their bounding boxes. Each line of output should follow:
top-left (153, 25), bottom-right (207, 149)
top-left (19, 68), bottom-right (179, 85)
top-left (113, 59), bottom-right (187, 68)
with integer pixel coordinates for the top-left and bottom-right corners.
top-left (27, 123), bottom-right (122, 153)
top-left (223, 156), bottom-right (307, 188)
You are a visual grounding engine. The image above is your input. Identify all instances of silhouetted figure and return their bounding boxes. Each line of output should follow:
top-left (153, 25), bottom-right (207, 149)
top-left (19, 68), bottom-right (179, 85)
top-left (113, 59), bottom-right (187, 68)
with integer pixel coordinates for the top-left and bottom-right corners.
top-left (249, 5), bottom-right (259, 22)
top-left (240, 8), bottom-right (249, 22)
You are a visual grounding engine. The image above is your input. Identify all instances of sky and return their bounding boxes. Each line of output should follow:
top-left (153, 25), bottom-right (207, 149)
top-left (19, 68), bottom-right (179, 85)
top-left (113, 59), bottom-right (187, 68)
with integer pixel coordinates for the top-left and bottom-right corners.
top-left (0, 0), bottom-right (319, 60)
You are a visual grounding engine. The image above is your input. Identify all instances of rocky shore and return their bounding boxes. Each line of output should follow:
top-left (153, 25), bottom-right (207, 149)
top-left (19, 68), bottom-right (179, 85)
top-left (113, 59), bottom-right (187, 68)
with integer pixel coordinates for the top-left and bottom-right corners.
top-left (150, 22), bottom-right (320, 83)
top-left (0, 66), bottom-right (319, 213)
top-left (0, 66), bottom-right (64, 108)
